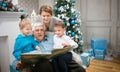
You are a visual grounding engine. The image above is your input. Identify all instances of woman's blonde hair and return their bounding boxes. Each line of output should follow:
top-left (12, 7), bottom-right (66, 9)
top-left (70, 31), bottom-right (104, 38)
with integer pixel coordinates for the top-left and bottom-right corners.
top-left (39, 5), bottom-right (53, 15)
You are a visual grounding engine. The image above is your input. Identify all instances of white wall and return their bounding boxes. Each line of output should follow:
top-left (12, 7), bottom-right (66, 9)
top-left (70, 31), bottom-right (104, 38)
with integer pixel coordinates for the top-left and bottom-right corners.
top-left (39, 0), bottom-right (54, 8)
top-left (81, 0), bottom-right (120, 57)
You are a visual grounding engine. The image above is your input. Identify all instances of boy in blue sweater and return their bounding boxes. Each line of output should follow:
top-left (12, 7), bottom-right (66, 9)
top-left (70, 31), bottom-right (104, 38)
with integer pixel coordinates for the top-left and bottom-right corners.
top-left (12, 18), bottom-right (40, 71)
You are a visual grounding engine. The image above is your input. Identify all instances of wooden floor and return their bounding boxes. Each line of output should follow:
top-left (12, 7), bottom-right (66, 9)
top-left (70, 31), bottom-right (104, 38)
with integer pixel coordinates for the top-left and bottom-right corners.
top-left (86, 58), bottom-right (120, 72)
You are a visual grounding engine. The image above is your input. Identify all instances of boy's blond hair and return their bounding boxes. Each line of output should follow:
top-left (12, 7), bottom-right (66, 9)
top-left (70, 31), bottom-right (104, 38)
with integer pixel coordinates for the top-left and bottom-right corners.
top-left (19, 19), bottom-right (31, 30)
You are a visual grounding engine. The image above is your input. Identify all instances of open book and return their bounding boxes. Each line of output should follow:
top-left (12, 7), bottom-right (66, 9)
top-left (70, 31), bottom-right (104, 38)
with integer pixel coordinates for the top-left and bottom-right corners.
top-left (21, 47), bottom-right (71, 64)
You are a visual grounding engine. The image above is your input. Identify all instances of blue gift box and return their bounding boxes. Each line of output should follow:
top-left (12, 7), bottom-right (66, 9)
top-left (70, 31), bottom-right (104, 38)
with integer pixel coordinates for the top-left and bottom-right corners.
top-left (94, 48), bottom-right (105, 55)
top-left (87, 48), bottom-right (94, 57)
top-left (91, 38), bottom-right (107, 49)
top-left (81, 53), bottom-right (90, 67)
top-left (95, 54), bottom-right (105, 60)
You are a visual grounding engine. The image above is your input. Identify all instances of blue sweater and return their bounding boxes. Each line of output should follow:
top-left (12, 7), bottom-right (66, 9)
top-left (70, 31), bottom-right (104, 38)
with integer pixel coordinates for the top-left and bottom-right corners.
top-left (13, 34), bottom-right (37, 60)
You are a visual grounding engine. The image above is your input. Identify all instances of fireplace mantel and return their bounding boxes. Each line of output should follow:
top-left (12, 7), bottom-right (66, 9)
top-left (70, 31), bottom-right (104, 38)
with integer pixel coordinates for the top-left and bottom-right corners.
top-left (0, 11), bottom-right (23, 21)
top-left (0, 11), bottom-right (22, 36)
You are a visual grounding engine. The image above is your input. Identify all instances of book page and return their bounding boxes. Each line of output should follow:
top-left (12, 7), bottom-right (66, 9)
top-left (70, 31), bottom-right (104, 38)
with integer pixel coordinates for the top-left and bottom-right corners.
top-left (22, 50), bottom-right (52, 55)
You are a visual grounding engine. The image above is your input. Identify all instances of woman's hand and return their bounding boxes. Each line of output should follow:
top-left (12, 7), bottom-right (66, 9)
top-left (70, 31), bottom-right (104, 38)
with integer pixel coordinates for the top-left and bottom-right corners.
top-left (16, 61), bottom-right (25, 70)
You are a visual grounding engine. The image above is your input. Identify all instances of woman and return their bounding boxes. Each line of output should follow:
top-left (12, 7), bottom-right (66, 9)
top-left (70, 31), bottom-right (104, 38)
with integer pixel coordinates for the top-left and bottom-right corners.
top-left (39, 4), bottom-right (62, 32)
top-left (39, 5), bottom-right (73, 72)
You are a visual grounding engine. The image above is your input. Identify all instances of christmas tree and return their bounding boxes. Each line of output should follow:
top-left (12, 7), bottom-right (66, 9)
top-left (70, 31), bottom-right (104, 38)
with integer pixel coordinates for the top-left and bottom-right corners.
top-left (54, 0), bottom-right (83, 53)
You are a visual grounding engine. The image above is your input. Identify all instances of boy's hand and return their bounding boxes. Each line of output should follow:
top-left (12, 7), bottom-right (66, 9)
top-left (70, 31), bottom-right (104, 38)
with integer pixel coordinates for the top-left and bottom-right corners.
top-left (16, 61), bottom-right (25, 70)
top-left (36, 46), bottom-right (41, 51)
top-left (62, 43), bottom-right (71, 47)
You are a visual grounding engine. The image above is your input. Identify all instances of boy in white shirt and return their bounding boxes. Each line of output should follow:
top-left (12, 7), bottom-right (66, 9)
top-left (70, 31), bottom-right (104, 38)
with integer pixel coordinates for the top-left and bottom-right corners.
top-left (53, 21), bottom-right (82, 66)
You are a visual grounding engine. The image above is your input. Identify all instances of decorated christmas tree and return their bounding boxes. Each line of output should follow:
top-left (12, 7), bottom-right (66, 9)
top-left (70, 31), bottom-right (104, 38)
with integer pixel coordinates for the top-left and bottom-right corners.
top-left (54, 0), bottom-right (83, 53)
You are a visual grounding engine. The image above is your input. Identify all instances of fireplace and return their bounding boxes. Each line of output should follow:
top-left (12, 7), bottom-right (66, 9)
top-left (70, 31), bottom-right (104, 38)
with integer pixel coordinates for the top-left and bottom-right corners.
top-left (0, 12), bottom-right (22, 72)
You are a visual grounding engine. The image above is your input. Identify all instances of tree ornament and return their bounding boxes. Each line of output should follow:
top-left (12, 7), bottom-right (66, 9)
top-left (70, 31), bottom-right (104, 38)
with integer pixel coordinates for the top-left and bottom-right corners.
top-left (55, 2), bottom-right (57, 5)
top-left (65, 17), bottom-right (69, 20)
top-left (0, 0), bottom-right (25, 12)
top-left (75, 35), bottom-right (79, 38)
top-left (68, 31), bottom-right (71, 33)
top-left (67, 23), bottom-right (70, 26)
top-left (67, 0), bottom-right (70, 2)
top-left (71, 8), bottom-right (75, 13)
top-left (75, 24), bottom-right (78, 26)
top-left (70, 19), bottom-right (75, 25)
top-left (2, 2), bottom-right (7, 7)
top-left (71, 32), bottom-right (75, 36)
top-left (78, 31), bottom-right (81, 34)
top-left (72, 26), bottom-right (75, 28)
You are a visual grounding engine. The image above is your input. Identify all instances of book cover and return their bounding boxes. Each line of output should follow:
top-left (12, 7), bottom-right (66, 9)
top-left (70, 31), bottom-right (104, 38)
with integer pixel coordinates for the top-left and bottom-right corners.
top-left (21, 47), bottom-right (71, 64)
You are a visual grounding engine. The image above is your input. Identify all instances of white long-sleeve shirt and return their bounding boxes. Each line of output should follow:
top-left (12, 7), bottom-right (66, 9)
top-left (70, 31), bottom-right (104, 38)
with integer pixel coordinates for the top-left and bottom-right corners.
top-left (53, 35), bottom-right (82, 65)
top-left (53, 35), bottom-right (78, 49)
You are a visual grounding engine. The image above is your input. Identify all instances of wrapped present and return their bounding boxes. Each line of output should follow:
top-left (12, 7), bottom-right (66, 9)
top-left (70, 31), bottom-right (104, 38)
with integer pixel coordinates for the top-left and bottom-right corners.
top-left (94, 48), bottom-right (105, 55)
top-left (21, 47), bottom-right (71, 64)
top-left (81, 53), bottom-right (90, 67)
top-left (87, 48), bottom-right (94, 57)
top-left (91, 38), bottom-right (107, 49)
top-left (95, 54), bottom-right (105, 60)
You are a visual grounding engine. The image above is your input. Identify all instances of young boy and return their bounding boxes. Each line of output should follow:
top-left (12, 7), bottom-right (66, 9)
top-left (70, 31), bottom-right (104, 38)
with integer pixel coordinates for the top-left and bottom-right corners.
top-left (13, 18), bottom-right (40, 61)
top-left (53, 21), bottom-right (82, 67)
top-left (53, 21), bottom-right (78, 49)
